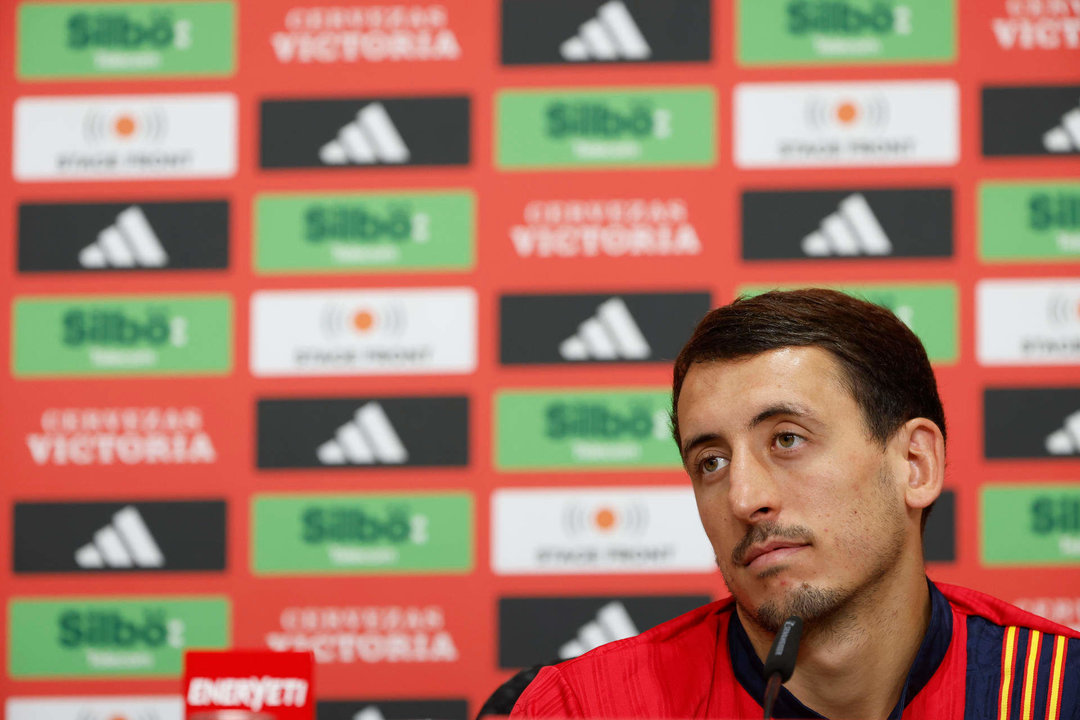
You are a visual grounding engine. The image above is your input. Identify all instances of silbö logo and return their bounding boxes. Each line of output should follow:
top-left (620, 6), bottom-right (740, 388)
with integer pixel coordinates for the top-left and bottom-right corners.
top-left (787, 1), bottom-right (911, 36)
top-left (546, 100), bottom-right (670, 161)
top-left (1031, 493), bottom-right (1080, 558)
top-left (305, 202), bottom-right (429, 264)
top-left (9, 597), bottom-right (228, 677)
top-left (59, 607), bottom-right (184, 671)
top-left (66, 8), bottom-right (193, 54)
top-left (302, 504), bottom-right (427, 567)
top-left (547, 400), bottom-right (669, 463)
top-left (64, 306), bottom-right (185, 346)
top-left (1030, 190), bottom-right (1080, 252)
top-left (253, 493), bottom-right (472, 573)
top-left (496, 389), bottom-right (680, 470)
top-left (982, 485), bottom-right (1080, 564)
top-left (18, 2), bottom-right (235, 79)
top-left (498, 88), bottom-right (714, 168)
top-left (61, 606), bottom-right (183, 648)
top-left (64, 306), bottom-right (185, 369)
top-left (786, 0), bottom-right (913, 57)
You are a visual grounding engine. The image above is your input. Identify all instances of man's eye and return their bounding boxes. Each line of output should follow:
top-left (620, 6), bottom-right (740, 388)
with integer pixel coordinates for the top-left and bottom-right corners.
top-left (700, 456), bottom-right (729, 473)
top-left (775, 433), bottom-right (803, 449)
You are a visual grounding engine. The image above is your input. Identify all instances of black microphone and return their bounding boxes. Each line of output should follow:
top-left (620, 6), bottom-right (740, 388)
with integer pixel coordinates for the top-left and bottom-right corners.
top-left (762, 616), bottom-right (803, 720)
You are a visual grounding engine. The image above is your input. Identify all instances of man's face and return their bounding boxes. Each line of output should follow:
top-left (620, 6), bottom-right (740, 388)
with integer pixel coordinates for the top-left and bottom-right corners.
top-left (676, 346), bottom-right (910, 633)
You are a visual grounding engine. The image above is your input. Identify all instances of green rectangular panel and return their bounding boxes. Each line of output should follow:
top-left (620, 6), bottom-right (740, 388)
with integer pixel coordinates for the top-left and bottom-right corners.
top-left (495, 388), bottom-right (681, 471)
top-left (255, 190), bottom-right (474, 273)
top-left (13, 295), bottom-right (233, 377)
top-left (19, 2), bottom-right (235, 79)
top-left (980, 181), bottom-right (1080, 262)
top-left (740, 283), bottom-right (957, 364)
top-left (738, 0), bottom-right (955, 65)
top-left (252, 493), bottom-right (473, 575)
top-left (9, 597), bottom-right (229, 678)
top-left (497, 87), bottom-right (716, 169)
top-left (982, 485), bottom-right (1080, 565)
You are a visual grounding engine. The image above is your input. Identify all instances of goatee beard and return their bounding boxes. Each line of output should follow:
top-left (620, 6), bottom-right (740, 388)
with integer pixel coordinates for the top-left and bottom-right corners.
top-left (749, 582), bottom-right (846, 633)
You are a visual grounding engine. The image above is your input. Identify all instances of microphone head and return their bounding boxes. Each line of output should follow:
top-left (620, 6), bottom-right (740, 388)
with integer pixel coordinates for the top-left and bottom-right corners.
top-left (762, 616), bottom-right (803, 683)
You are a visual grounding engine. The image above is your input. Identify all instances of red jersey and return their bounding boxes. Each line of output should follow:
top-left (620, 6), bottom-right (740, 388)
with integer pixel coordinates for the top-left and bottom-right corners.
top-left (510, 581), bottom-right (1080, 719)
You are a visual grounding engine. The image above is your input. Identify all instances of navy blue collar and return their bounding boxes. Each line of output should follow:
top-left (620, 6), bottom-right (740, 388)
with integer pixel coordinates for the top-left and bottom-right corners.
top-left (726, 578), bottom-right (953, 719)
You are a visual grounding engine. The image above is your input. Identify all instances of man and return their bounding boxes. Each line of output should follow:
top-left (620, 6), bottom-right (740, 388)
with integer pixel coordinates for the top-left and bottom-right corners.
top-left (511, 289), bottom-right (1080, 719)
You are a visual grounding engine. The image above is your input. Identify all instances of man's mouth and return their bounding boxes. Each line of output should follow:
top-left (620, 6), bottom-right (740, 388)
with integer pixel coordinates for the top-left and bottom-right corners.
top-left (740, 540), bottom-right (810, 568)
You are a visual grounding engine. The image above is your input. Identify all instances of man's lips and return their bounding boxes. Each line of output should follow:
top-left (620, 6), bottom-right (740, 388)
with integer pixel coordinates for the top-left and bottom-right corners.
top-left (740, 540), bottom-right (809, 568)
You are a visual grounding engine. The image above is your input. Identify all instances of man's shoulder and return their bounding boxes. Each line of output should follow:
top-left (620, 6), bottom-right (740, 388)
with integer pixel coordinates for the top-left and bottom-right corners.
top-left (511, 597), bottom-right (735, 717)
top-left (938, 582), bottom-right (1080, 638)
top-left (938, 582), bottom-right (1080, 720)
top-left (565, 596), bottom-right (734, 665)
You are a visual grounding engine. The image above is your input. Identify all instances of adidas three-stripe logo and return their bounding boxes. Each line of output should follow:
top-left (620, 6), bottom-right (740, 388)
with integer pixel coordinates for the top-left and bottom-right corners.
top-left (558, 601), bottom-right (639, 659)
top-left (1043, 100), bottom-right (1080, 153)
top-left (1045, 409), bottom-right (1080, 455)
top-left (559, 297), bottom-right (651, 361)
top-left (74, 505), bottom-right (165, 568)
top-left (79, 206), bottom-right (168, 268)
top-left (802, 194), bottom-right (893, 257)
top-left (560, 1), bottom-right (651, 61)
top-left (354, 707), bottom-right (386, 720)
top-left (319, 102), bottom-right (411, 165)
top-left (317, 402), bottom-right (408, 465)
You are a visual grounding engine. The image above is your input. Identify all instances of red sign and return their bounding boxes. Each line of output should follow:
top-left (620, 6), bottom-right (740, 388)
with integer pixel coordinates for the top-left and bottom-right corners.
top-left (184, 649), bottom-right (314, 720)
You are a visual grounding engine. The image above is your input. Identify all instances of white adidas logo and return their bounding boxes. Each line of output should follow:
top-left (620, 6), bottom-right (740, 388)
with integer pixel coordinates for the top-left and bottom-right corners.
top-left (560, 1), bottom-right (651, 61)
top-left (558, 601), bottom-right (639, 659)
top-left (317, 402), bottom-right (408, 465)
top-left (1045, 409), bottom-right (1080, 455)
top-left (1043, 101), bottom-right (1080, 153)
top-left (74, 505), bottom-right (165, 568)
top-left (560, 297), bottom-right (651, 361)
top-left (353, 707), bottom-right (436, 720)
top-left (319, 102), bottom-right (410, 165)
top-left (79, 206), bottom-right (168, 269)
top-left (801, 194), bottom-right (893, 257)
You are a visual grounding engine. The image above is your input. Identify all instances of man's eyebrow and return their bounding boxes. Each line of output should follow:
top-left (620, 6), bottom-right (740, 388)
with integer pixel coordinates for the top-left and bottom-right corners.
top-left (680, 403), bottom-right (814, 461)
top-left (747, 403), bottom-right (812, 431)
top-left (680, 432), bottom-right (721, 462)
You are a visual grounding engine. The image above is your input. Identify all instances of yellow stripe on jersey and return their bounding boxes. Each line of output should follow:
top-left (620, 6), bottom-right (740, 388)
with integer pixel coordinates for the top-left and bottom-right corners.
top-left (1046, 634), bottom-right (1067, 720)
top-left (999, 626), bottom-right (1019, 720)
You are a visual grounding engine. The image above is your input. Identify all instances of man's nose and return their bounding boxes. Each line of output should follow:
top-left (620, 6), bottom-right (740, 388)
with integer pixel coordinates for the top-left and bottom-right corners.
top-left (728, 450), bottom-right (780, 523)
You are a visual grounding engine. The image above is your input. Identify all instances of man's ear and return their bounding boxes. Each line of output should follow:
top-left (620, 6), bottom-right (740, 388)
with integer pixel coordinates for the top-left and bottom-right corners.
top-left (896, 417), bottom-right (945, 511)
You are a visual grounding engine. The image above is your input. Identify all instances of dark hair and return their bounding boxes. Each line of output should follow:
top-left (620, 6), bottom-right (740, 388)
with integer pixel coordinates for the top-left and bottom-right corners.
top-left (671, 289), bottom-right (946, 529)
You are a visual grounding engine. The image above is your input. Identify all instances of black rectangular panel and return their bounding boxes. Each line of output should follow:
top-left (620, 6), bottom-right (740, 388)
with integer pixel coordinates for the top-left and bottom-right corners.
top-left (924, 489), bottom-right (956, 563)
top-left (500, 292), bottom-right (711, 365)
top-left (501, 0), bottom-right (711, 65)
top-left (741, 188), bottom-right (953, 260)
top-left (984, 388), bottom-right (1080, 459)
top-left (18, 201), bottom-right (229, 272)
top-left (260, 97), bottom-right (470, 168)
top-left (257, 396), bottom-right (469, 469)
top-left (982, 85), bottom-right (1080, 156)
top-left (318, 700), bottom-right (468, 720)
top-left (13, 500), bottom-right (226, 573)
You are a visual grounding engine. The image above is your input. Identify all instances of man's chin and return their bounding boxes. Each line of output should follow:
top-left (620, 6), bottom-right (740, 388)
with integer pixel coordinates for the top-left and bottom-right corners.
top-left (741, 582), bottom-right (846, 634)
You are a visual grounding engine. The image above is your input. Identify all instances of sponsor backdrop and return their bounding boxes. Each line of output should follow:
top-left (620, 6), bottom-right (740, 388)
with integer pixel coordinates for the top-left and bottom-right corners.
top-left (2, 0), bottom-right (1079, 715)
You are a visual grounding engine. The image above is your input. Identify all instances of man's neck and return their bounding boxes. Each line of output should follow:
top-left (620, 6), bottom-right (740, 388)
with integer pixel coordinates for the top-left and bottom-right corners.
top-left (740, 571), bottom-right (932, 719)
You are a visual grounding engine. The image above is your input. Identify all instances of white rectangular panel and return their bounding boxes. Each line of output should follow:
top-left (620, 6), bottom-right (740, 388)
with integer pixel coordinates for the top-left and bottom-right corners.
top-left (251, 288), bottom-right (477, 376)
